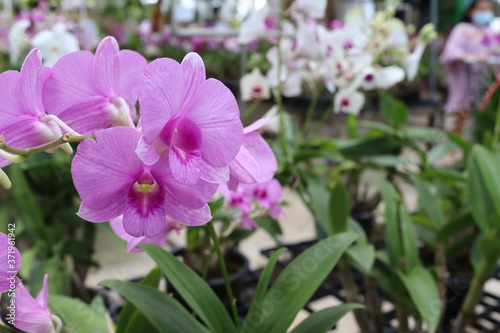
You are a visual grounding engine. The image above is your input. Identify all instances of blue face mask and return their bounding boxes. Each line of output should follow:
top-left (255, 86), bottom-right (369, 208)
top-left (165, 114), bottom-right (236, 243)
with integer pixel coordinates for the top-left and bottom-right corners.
top-left (472, 11), bottom-right (495, 26)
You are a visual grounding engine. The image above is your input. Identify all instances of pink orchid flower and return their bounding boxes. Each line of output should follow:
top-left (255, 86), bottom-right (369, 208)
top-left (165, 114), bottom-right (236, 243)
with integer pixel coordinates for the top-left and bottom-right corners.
top-left (72, 127), bottom-right (217, 237)
top-left (219, 178), bottom-right (284, 230)
top-left (0, 233), bottom-right (21, 292)
top-left (137, 53), bottom-right (243, 186)
top-left (227, 117), bottom-right (277, 191)
top-left (110, 215), bottom-right (182, 252)
top-left (15, 275), bottom-right (61, 333)
top-left (247, 179), bottom-right (284, 220)
top-left (0, 49), bottom-right (73, 168)
top-left (43, 36), bottom-right (147, 135)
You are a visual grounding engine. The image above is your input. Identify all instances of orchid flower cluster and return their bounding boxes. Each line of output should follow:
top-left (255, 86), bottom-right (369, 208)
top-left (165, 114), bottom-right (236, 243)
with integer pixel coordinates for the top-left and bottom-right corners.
top-left (238, 0), bottom-right (437, 115)
top-left (0, 35), bottom-right (278, 250)
top-left (3, 1), bottom-right (100, 67)
top-left (136, 20), bottom-right (242, 58)
top-left (0, 233), bottom-right (59, 333)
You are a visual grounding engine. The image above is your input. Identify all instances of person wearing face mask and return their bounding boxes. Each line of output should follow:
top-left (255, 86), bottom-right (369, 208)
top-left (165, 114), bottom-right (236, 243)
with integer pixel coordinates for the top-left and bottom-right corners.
top-left (440, 0), bottom-right (495, 135)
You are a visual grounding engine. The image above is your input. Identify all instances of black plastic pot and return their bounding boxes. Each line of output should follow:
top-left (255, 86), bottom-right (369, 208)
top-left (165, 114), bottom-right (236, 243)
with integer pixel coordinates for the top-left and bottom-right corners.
top-left (442, 278), bottom-right (471, 331)
top-left (351, 211), bottom-right (375, 238)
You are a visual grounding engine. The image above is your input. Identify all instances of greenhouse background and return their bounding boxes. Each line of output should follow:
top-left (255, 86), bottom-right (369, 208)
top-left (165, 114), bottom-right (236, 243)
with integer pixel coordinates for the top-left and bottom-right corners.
top-left (0, 0), bottom-right (500, 332)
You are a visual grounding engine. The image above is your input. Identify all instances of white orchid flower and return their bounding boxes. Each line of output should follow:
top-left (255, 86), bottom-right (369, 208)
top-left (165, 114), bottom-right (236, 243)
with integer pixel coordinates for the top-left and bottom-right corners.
top-left (32, 22), bottom-right (80, 67)
top-left (240, 68), bottom-right (271, 101)
top-left (334, 89), bottom-right (366, 115)
top-left (8, 19), bottom-right (31, 65)
top-left (356, 65), bottom-right (406, 90)
top-left (238, 5), bottom-right (269, 45)
top-left (289, 0), bottom-right (327, 19)
top-left (405, 42), bottom-right (426, 81)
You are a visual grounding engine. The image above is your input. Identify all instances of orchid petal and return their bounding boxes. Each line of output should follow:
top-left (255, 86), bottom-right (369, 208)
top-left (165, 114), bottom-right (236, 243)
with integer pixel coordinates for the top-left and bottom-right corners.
top-left (139, 58), bottom-right (185, 143)
top-left (185, 79), bottom-right (243, 167)
top-left (94, 36), bottom-right (120, 96)
top-left (72, 127), bottom-right (143, 210)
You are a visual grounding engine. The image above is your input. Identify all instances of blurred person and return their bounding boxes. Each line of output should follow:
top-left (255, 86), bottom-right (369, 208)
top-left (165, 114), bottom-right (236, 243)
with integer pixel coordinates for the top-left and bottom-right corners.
top-left (440, 0), bottom-right (494, 135)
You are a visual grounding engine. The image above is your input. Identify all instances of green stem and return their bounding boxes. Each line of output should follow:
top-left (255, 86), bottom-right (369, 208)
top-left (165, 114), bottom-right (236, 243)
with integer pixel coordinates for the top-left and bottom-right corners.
top-left (207, 221), bottom-right (239, 326)
top-left (452, 254), bottom-right (498, 333)
top-left (0, 133), bottom-right (94, 158)
top-left (338, 258), bottom-right (372, 333)
top-left (241, 100), bottom-right (261, 121)
top-left (311, 99), bottom-right (334, 134)
top-left (300, 90), bottom-right (320, 139)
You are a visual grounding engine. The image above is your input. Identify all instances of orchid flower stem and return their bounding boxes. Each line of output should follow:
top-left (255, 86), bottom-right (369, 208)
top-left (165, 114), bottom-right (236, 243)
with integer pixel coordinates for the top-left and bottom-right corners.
top-left (206, 221), bottom-right (239, 326)
top-left (311, 99), bottom-right (334, 135)
top-left (300, 90), bottom-right (320, 139)
top-left (241, 100), bottom-right (261, 121)
top-left (42, 114), bottom-right (83, 137)
top-left (452, 251), bottom-right (499, 333)
top-left (0, 133), bottom-right (94, 159)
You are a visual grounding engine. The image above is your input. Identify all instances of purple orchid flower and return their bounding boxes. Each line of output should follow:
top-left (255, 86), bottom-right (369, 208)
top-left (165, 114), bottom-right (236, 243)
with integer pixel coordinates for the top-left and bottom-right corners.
top-left (110, 215), bottom-right (182, 252)
top-left (15, 275), bottom-right (60, 333)
top-left (0, 233), bottom-right (21, 293)
top-left (136, 53), bottom-right (243, 186)
top-left (0, 49), bottom-right (73, 168)
top-left (72, 126), bottom-right (217, 237)
top-left (227, 117), bottom-right (277, 191)
top-left (43, 36), bottom-right (147, 135)
top-left (250, 178), bottom-right (284, 220)
top-left (219, 178), bottom-right (283, 230)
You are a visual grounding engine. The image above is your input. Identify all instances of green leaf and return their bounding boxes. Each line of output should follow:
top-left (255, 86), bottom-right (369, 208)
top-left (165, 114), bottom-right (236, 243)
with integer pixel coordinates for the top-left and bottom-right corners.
top-left (419, 169), bottom-right (465, 184)
top-left (101, 280), bottom-right (210, 333)
top-left (255, 216), bottom-right (282, 239)
top-left (329, 182), bottom-right (350, 235)
top-left (141, 244), bottom-right (236, 333)
top-left (378, 177), bottom-right (401, 267)
top-left (366, 155), bottom-right (409, 167)
top-left (30, 256), bottom-right (71, 296)
top-left (347, 114), bottom-right (358, 138)
top-left (447, 132), bottom-right (473, 155)
top-left (437, 213), bottom-right (474, 242)
top-left (478, 236), bottom-right (500, 259)
top-left (117, 267), bottom-right (162, 332)
top-left (290, 303), bottom-right (364, 333)
top-left (307, 179), bottom-right (331, 235)
top-left (379, 91), bottom-right (408, 127)
top-left (427, 142), bottom-right (457, 166)
top-left (255, 232), bottom-right (357, 333)
top-left (49, 295), bottom-right (109, 333)
top-left (410, 174), bottom-right (445, 229)
top-left (124, 311), bottom-right (159, 333)
top-left (467, 146), bottom-right (500, 233)
top-left (404, 126), bottom-right (444, 142)
top-left (242, 248), bottom-right (285, 333)
top-left (359, 120), bottom-right (396, 135)
top-left (7, 164), bottom-right (47, 241)
top-left (399, 204), bottom-right (419, 272)
top-left (347, 243), bottom-right (376, 274)
top-left (397, 266), bottom-right (441, 333)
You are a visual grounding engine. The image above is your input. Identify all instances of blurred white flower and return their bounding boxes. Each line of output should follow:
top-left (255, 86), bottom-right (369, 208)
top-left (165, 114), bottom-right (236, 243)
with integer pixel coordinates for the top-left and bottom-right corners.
top-left (261, 105), bottom-right (280, 133)
top-left (32, 23), bottom-right (80, 67)
top-left (240, 68), bottom-right (271, 101)
top-left (289, 0), bottom-right (327, 19)
top-left (334, 89), bottom-right (365, 115)
top-left (406, 43), bottom-right (426, 81)
top-left (8, 19), bottom-right (31, 65)
top-left (356, 65), bottom-right (406, 90)
top-left (238, 5), bottom-right (269, 44)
